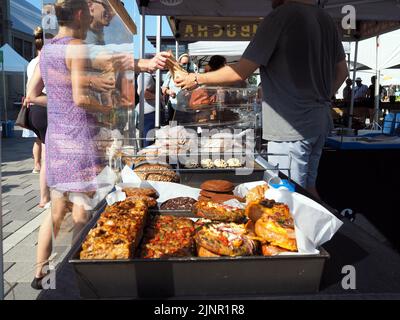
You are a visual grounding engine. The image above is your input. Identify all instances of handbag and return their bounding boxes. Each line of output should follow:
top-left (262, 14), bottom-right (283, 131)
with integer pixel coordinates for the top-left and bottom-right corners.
top-left (15, 97), bottom-right (30, 129)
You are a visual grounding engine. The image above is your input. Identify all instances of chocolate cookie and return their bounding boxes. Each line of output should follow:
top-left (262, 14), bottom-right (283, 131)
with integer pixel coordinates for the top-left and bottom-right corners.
top-left (200, 180), bottom-right (234, 193)
top-left (200, 190), bottom-right (233, 198)
top-left (160, 197), bottom-right (197, 210)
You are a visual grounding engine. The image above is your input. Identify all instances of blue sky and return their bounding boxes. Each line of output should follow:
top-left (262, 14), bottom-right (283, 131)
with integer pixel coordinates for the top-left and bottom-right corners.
top-left (26, 0), bottom-right (173, 57)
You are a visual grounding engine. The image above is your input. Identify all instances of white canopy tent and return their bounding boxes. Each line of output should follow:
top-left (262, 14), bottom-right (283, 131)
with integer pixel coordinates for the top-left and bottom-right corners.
top-left (188, 41), bottom-right (250, 68)
top-left (350, 29), bottom-right (400, 70)
top-left (0, 44), bottom-right (29, 122)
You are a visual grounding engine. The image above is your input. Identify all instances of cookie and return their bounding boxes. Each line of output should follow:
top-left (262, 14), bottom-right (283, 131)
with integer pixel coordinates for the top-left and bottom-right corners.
top-left (160, 197), bottom-right (197, 210)
top-left (200, 190), bottom-right (233, 198)
top-left (200, 180), bottom-right (234, 193)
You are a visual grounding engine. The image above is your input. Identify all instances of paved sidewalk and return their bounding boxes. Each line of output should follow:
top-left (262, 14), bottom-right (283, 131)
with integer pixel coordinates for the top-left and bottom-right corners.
top-left (1, 128), bottom-right (74, 300)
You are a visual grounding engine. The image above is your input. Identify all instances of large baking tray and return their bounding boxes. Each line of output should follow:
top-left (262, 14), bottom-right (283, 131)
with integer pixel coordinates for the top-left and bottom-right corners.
top-left (69, 209), bottom-right (330, 299)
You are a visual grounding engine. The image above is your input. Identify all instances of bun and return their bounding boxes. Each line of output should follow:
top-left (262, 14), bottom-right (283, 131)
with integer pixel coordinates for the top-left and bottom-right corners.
top-left (34, 26), bottom-right (44, 51)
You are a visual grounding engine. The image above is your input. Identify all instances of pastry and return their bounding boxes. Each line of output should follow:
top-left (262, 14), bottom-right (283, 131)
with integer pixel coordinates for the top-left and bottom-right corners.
top-left (245, 184), bottom-right (269, 204)
top-left (195, 222), bottom-right (256, 257)
top-left (134, 163), bottom-right (179, 183)
top-left (200, 180), bottom-right (234, 193)
top-left (183, 160), bottom-right (199, 168)
top-left (213, 159), bottom-right (228, 168)
top-left (80, 199), bottom-right (148, 260)
top-left (261, 243), bottom-right (290, 256)
top-left (160, 197), bottom-right (197, 211)
top-left (122, 187), bottom-right (158, 199)
top-left (193, 200), bottom-right (246, 223)
top-left (227, 158), bottom-right (242, 168)
top-left (245, 199), bottom-right (297, 252)
top-left (200, 159), bottom-right (214, 169)
top-left (140, 215), bottom-right (195, 258)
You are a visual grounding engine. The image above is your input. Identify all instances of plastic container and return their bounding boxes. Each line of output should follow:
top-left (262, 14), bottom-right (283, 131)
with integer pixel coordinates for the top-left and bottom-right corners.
top-left (1, 120), bottom-right (15, 138)
top-left (383, 113), bottom-right (395, 135)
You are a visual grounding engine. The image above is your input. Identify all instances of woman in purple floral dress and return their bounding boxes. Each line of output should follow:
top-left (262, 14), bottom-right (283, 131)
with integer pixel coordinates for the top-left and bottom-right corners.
top-left (25, 0), bottom-right (171, 290)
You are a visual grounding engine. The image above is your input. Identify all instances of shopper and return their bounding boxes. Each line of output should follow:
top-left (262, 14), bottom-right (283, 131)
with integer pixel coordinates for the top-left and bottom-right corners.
top-left (136, 70), bottom-right (159, 146)
top-left (342, 78), bottom-right (353, 103)
top-left (25, 0), bottom-right (170, 289)
top-left (162, 53), bottom-right (194, 120)
top-left (175, 0), bottom-right (348, 198)
top-left (26, 27), bottom-right (51, 209)
top-left (354, 77), bottom-right (368, 101)
top-left (207, 55), bottom-right (227, 72)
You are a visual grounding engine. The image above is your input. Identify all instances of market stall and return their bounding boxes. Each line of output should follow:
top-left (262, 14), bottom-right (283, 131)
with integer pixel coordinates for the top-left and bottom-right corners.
top-left (4, 0), bottom-right (398, 301)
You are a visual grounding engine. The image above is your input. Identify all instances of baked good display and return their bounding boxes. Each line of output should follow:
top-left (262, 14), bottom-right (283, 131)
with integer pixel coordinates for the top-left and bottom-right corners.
top-left (140, 215), bottom-right (196, 258)
top-left (160, 197), bottom-right (197, 211)
top-left (245, 184), bottom-right (269, 204)
top-left (195, 222), bottom-right (256, 257)
top-left (133, 163), bottom-right (179, 183)
top-left (80, 199), bottom-right (148, 260)
top-left (245, 199), bottom-right (297, 252)
top-left (200, 180), bottom-right (234, 193)
top-left (193, 200), bottom-right (246, 223)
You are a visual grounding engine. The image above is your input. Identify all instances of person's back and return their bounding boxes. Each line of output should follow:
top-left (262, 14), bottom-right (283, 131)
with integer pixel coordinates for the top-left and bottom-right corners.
top-left (245, 2), bottom-right (344, 141)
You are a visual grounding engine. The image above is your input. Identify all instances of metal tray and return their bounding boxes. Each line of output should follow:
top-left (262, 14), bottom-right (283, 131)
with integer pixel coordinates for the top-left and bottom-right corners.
top-left (69, 210), bottom-right (330, 299)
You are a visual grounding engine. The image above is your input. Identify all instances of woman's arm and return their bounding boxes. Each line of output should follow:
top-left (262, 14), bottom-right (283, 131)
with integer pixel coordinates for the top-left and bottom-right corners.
top-left (66, 40), bottom-right (112, 113)
top-left (25, 64), bottom-right (47, 107)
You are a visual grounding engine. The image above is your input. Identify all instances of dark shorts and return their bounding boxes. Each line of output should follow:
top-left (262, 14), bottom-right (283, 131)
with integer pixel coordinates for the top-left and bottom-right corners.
top-left (28, 105), bottom-right (48, 143)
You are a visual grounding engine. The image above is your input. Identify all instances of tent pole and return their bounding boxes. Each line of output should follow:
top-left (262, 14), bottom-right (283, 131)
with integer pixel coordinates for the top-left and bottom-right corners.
top-left (139, 6), bottom-right (146, 147)
top-left (348, 40), bottom-right (359, 129)
top-left (373, 36), bottom-right (380, 130)
top-left (0, 178), bottom-right (3, 300)
top-left (175, 40), bottom-right (179, 58)
top-left (155, 15), bottom-right (162, 128)
top-left (0, 55), bottom-right (3, 299)
top-left (2, 61), bottom-right (7, 122)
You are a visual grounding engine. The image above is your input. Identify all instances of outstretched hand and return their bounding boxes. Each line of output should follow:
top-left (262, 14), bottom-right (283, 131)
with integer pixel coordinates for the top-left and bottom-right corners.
top-left (147, 51), bottom-right (172, 72)
top-left (174, 72), bottom-right (198, 90)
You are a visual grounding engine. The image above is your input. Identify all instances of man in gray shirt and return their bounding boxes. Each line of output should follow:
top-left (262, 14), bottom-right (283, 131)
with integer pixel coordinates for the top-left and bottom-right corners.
top-left (176, 0), bottom-right (348, 198)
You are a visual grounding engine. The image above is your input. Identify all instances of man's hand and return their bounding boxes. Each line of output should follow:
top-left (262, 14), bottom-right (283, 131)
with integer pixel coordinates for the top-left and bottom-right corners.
top-left (174, 73), bottom-right (198, 90)
top-left (147, 51), bottom-right (171, 73)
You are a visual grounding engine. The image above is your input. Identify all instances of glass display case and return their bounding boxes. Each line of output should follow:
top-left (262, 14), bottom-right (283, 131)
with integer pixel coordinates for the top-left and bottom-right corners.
top-left (174, 86), bottom-right (262, 130)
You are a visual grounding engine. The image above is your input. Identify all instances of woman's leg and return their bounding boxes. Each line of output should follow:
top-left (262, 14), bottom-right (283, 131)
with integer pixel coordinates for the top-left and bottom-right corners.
top-left (51, 190), bottom-right (68, 239)
top-left (38, 144), bottom-right (50, 207)
top-left (34, 211), bottom-right (52, 278)
top-left (33, 138), bottom-right (42, 171)
top-left (71, 202), bottom-right (89, 244)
